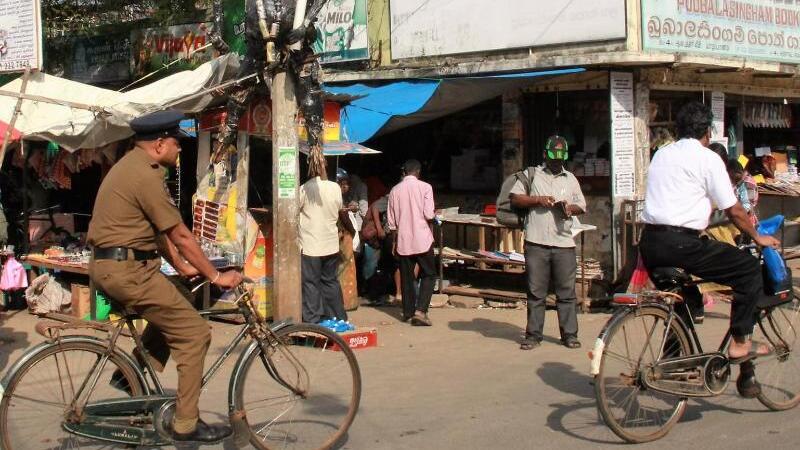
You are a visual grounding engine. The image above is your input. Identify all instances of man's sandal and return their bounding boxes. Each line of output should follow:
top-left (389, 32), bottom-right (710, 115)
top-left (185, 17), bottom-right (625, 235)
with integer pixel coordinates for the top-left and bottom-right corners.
top-left (728, 341), bottom-right (773, 365)
top-left (519, 339), bottom-right (541, 350)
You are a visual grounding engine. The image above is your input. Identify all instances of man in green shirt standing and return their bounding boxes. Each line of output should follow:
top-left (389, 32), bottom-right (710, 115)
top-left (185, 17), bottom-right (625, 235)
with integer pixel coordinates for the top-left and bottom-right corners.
top-left (510, 135), bottom-right (586, 351)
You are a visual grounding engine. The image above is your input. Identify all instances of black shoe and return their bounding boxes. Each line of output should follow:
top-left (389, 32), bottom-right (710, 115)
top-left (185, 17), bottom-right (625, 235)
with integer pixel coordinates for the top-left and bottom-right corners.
top-left (736, 361), bottom-right (761, 398)
top-left (562, 337), bottom-right (582, 349)
top-left (109, 369), bottom-right (133, 396)
top-left (171, 419), bottom-right (233, 443)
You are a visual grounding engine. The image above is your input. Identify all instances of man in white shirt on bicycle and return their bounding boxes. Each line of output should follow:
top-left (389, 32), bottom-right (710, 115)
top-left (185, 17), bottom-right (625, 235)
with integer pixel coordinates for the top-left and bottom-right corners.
top-left (639, 101), bottom-right (779, 388)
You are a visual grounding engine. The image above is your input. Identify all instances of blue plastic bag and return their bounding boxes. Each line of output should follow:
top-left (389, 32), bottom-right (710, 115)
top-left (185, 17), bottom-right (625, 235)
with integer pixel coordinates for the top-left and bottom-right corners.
top-left (757, 214), bottom-right (784, 235)
top-left (756, 214), bottom-right (789, 288)
top-left (763, 247), bottom-right (788, 285)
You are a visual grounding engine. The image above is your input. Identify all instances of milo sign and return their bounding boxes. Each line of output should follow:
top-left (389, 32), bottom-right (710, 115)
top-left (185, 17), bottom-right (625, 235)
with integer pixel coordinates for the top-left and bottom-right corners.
top-left (314, 0), bottom-right (369, 63)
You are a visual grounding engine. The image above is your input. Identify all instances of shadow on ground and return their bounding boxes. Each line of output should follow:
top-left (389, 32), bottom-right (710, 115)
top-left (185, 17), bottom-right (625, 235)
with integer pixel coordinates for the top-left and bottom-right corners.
top-left (539, 360), bottom-right (772, 445)
top-left (0, 310), bottom-right (30, 376)
top-left (448, 318), bottom-right (524, 343)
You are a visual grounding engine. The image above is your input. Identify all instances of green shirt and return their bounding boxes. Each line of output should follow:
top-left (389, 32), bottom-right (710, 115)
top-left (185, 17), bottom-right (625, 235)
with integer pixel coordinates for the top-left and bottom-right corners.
top-left (510, 166), bottom-right (586, 248)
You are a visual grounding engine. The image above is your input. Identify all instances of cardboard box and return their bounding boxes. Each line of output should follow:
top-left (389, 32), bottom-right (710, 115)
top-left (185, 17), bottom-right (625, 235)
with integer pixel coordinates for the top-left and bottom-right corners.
top-left (334, 328), bottom-right (378, 351)
top-left (70, 283), bottom-right (91, 319)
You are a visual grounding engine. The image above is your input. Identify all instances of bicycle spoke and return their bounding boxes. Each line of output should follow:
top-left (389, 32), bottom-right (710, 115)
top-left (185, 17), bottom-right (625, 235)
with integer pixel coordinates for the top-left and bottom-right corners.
top-left (596, 308), bottom-right (687, 443)
top-left (237, 324), bottom-right (360, 450)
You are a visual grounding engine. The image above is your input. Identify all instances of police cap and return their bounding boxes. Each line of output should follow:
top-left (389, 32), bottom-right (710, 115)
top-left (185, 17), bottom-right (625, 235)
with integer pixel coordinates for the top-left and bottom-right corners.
top-left (130, 109), bottom-right (191, 141)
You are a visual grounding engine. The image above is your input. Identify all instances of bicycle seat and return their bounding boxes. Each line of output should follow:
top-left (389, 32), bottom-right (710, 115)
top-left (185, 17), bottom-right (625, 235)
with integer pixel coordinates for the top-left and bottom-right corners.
top-left (650, 267), bottom-right (691, 288)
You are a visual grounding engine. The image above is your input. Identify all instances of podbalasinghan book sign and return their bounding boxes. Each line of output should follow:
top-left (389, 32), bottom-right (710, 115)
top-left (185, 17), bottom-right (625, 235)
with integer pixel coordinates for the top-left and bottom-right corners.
top-left (643, 0), bottom-right (800, 64)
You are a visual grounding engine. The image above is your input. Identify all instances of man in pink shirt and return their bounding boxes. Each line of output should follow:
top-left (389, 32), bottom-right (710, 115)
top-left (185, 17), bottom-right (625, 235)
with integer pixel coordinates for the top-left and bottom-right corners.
top-left (387, 159), bottom-right (437, 326)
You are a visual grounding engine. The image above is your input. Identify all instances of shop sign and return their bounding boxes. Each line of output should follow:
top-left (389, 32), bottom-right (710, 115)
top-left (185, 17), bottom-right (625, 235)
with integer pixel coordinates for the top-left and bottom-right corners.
top-left (278, 146), bottom-right (298, 199)
top-left (643, 0), bottom-right (800, 64)
top-left (221, 0), bottom-right (247, 55)
top-left (130, 23), bottom-right (213, 79)
top-left (390, 0), bottom-right (626, 59)
top-left (298, 102), bottom-right (342, 142)
top-left (610, 72), bottom-right (636, 199)
top-left (198, 98), bottom-right (272, 136)
top-left (48, 35), bottom-right (131, 84)
top-left (0, 0), bottom-right (43, 72)
top-left (313, 0), bottom-right (369, 63)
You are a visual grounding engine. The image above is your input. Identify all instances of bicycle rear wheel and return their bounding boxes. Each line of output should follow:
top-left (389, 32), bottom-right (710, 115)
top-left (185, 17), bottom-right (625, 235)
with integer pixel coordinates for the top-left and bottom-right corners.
top-left (594, 306), bottom-right (691, 443)
top-left (753, 298), bottom-right (800, 410)
top-left (0, 339), bottom-right (144, 450)
top-left (234, 323), bottom-right (361, 450)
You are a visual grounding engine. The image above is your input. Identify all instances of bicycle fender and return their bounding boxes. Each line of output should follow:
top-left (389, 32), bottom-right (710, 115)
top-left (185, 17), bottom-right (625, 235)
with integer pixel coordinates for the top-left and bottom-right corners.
top-left (0, 335), bottom-right (149, 397)
top-left (226, 320), bottom-right (295, 412)
top-left (588, 304), bottom-right (677, 376)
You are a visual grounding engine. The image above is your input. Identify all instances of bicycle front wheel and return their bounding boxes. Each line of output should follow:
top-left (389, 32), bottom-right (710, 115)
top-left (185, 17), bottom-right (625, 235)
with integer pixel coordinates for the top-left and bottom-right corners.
top-left (594, 306), bottom-right (691, 443)
top-left (234, 323), bottom-right (361, 450)
top-left (0, 339), bottom-right (144, 450)
top-left (754, 298), bottom-right (800, 410)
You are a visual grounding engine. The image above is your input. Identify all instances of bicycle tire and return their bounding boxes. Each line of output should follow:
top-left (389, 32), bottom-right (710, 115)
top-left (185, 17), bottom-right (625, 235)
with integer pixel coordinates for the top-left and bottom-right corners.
top-left (0, 339), bottom-right (144, 450)
top-left (754, 298), bottom-right (800, 411)
top-left (233, 323), bottom-right (361, 450)
top-left (594, 306), bottom-right (691, 443)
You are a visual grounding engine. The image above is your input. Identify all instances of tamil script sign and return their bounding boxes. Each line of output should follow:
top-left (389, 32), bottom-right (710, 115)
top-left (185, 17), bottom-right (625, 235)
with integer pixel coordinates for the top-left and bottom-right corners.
top-left (643, 0), bottom-right (800, 64)
top-left (313, 0), bottom-right (369, 63)
top-left (130, 23), bottom-right (213, 79)
top-left (390, 0), bottom-right (626, 59)
top-left (0, 0), bottom-right (43, 72)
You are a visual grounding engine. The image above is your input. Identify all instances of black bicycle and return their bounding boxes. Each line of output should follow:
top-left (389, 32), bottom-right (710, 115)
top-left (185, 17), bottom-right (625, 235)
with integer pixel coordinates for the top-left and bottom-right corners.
top-left (0, 279), bottom-right (361, 449)
top-left (592, 261), bottom-right (799, 443)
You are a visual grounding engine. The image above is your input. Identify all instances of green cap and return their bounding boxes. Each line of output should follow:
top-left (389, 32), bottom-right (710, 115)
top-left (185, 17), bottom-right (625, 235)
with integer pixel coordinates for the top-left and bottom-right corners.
top-left (545, 135), bottom-right (569, 160)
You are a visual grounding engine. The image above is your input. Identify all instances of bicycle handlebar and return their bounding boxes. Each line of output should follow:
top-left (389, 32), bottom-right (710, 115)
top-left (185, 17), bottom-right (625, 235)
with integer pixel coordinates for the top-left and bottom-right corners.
top-left (189, 275), bottom-right (254, 293)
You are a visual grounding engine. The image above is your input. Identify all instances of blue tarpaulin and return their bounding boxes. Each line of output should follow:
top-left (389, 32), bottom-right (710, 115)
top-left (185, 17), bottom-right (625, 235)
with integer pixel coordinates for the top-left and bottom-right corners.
top-left (324, 68), bottom-right (585, 143)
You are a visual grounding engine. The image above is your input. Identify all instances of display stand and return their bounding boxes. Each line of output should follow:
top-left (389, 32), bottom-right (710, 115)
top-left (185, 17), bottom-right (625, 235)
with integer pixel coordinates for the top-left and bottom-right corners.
top-left (21, 257), bottom-right (98, 319)
top-left (437, 215), bottom-right (601, 311)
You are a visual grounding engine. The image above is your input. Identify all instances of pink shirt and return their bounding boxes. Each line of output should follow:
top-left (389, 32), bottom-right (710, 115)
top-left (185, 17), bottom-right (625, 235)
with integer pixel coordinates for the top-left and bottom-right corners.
top-left (387, 175), bottom-right (435, 256)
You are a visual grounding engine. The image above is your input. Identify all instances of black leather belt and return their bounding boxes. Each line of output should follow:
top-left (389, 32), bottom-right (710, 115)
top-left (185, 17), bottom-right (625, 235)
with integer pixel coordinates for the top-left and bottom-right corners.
top-left (644, 224), bottom-right (701, 236)
top-left (93, 247), bottom-right (159, 261)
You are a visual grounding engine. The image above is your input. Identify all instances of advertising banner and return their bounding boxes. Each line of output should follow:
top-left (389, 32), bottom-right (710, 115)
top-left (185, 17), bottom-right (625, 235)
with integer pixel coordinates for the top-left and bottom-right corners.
top-left (130, 23), bottom-right (213, 79)
top-left (48, 35), bottom-right (131, 84)
top-left (643, 0), bottom-right (800, 64)
top-left (390, 0), bottom-right (626, 59)
top-left (313, 0), bottom-right (369, 63)
top-left (222, 0), bottom-right (247, 55)
top-left (0, 0), bottom-right (43, 72)
top-left (610, 72), bottom-right (636, 199)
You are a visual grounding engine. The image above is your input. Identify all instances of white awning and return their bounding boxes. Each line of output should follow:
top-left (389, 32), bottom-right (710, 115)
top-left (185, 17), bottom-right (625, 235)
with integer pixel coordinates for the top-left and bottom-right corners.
top-left (0, 54), bottom-right (240, 151)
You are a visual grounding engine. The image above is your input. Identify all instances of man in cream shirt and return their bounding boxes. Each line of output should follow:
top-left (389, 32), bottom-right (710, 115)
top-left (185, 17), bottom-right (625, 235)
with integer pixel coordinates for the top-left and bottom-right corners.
top-left (299, 172), bottom-right (348, 324)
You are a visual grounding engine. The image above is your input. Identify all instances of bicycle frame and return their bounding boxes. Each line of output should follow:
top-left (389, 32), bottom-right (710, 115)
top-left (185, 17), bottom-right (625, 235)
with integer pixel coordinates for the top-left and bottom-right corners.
top-left (46, 286), bottom-right (298, 421)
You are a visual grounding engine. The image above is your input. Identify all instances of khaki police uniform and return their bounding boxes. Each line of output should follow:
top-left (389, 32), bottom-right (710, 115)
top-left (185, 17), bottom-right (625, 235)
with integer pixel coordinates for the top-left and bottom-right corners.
top-left (88, 146), bottom-right (209, 431)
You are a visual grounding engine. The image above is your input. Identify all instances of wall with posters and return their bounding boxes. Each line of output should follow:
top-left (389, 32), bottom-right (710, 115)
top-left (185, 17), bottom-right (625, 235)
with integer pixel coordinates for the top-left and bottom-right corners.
top-left (46, 35), bottom-right (131, 85)
top-left (389, 0), bottom-right (626, 59)
top-left (313, 0), bottom-right (369, 63)
top-left (130, 23), bottom-right (213, 79)
top-left (0, 0), bottom-right (42, 72)
top-left (643, 0), bottom-right (800, 64)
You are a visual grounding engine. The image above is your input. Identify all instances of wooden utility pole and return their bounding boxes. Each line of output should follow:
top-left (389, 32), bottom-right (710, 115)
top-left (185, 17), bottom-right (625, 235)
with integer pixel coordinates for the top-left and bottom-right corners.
top-left (271, 0), bottom-right (307, 322)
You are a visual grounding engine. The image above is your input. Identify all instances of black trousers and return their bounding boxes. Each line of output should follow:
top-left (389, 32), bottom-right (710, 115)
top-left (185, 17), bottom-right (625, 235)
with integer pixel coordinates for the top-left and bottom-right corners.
top-left (523, 243), bottom-right (579, 341)
top-left (639, 229), bottom-right (762, 337)
top-left (301, 253), bottom-right (347, 323)
top-left (397, 246), bottom-right (437, 319)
